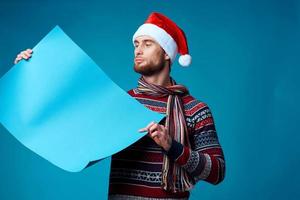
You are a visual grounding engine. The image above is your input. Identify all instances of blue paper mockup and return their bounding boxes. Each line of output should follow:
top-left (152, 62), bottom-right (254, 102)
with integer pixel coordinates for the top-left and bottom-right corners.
top-left (0, 26), bottom-right (162, 172)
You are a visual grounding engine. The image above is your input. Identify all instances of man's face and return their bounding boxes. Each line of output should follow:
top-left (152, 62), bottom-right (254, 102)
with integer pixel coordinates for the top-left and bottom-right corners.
top-left (133, 35), bottom-right (170, 76)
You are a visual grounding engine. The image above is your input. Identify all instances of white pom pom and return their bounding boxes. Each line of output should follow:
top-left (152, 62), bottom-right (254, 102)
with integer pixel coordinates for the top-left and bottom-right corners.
top-left (178, 54), bottom-right (192, 67)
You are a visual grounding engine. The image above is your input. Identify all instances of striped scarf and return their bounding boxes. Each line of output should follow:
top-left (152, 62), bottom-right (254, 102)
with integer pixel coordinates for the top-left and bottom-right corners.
top-left (136, 76), bottom-right (194, 192)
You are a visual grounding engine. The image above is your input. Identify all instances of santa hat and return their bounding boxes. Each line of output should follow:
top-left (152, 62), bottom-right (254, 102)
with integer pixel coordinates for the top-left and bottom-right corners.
top-left (132, 12), bottom-right (192, 67)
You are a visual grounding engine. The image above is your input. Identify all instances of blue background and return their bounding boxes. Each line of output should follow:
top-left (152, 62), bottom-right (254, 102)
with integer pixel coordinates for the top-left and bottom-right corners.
top-left (0, 0), bottom-right (299, 199)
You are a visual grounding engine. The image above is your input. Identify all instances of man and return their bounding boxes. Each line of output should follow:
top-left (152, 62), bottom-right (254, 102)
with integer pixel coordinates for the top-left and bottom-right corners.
top-left (15, 12), bottom-right (225, 200)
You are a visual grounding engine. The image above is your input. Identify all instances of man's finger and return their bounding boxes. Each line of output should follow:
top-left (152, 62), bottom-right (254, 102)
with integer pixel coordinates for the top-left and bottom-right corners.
top-left (21, 54), bottom-right (29, 59)
top-left (156, 124), bottom-right (164, 132)
top-left (148, 123), bottom-right (158, 133)
top-left (23, 51), bottom-right (32, 57)
top-left (138, 128), bottom-right (147, 133)
top-left (138, 121), bottom-right (156, 133)
top-left (14, 55), bottom-right (22, 64)
top-left (14, 58), bottom-right (20, 64)
top-left (150, 131), bottom-right (159, 139)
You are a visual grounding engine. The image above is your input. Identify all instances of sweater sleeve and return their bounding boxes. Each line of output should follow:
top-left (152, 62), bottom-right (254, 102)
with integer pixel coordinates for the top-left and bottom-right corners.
top-left (164, 102), bottom-right (225, 185)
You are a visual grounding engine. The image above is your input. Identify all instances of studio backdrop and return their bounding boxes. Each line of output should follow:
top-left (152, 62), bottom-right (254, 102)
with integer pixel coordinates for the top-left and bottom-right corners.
top-left (0, 0), bottom-right (299, 200)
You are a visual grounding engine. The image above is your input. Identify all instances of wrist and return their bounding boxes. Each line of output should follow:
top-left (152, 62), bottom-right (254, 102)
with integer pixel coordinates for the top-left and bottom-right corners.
top-left (163, 139), bottom-right (184, 161)
top-left (163, 137), bottom-right (172, 151)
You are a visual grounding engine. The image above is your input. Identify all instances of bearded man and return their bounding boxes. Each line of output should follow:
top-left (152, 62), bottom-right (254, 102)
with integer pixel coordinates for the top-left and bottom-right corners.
top-left (108, 12), bottom-right (225, 200)
top-left (14, 12), bottom-right (225, 200)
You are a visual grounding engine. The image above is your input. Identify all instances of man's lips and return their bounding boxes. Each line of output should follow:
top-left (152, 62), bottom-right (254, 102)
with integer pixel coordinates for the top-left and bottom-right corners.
top-left (135, 57), bottom-right (144, 63)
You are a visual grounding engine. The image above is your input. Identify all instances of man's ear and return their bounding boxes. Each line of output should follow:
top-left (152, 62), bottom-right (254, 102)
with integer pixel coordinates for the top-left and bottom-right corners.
top-left (164, 53), bottom-right (170, 61)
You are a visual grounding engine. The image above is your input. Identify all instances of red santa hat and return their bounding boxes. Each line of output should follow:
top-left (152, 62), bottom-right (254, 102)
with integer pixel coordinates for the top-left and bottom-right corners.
top-left (132, 12), bottom-right (192, 67)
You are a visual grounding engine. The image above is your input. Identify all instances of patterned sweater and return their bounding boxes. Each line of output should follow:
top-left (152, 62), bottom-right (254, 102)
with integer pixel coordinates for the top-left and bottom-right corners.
top-left (108, 88), bottom-right (225, 199)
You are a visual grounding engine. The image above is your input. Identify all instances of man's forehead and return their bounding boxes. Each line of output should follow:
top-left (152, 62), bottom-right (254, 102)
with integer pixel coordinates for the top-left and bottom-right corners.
top-left (134, 35), bottom-right (158, 43)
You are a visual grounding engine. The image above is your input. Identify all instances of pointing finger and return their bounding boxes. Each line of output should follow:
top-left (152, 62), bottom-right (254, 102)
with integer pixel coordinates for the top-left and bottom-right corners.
top-left (23, 51), bottom-right (32, 57)
top-left (138, 121), bottom-right (156, 133)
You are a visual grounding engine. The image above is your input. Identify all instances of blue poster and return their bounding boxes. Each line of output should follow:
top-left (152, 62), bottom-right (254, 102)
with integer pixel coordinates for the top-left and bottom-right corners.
top-left (0, 26), bottom-right (162, 172)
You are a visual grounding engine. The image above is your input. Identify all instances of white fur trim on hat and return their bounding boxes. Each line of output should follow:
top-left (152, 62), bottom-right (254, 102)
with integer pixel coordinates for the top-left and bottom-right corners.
top-left (132, 23), bottom-right (178, 63)
top-left (178, 54), bottom-right (192, 67)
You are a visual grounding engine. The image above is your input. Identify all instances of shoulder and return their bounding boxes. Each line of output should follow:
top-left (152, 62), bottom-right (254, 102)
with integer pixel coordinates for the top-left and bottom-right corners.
top-left (127, 88), bottom-right (135, 96)
top-left (127, 88), bottom-right (140, 97)
top-left (183, 94), bottom-right (215, 126)
top-left (182, 94), bottom-right (211, 115)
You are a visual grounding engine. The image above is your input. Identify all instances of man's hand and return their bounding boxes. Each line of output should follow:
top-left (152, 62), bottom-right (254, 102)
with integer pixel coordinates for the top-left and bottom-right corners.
top-left (139, 121), bottom-right (172, 151)
top-left (14, 49), bottom-right (33, 64)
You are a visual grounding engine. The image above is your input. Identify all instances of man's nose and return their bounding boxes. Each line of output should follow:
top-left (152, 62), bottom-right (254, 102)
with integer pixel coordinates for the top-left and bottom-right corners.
top-left (135, 46), bottom-right (143, 56)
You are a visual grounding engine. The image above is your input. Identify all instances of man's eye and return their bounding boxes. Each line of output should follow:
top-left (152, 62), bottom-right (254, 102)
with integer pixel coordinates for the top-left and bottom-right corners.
top-left (145, 43), bottom-right (152, 46)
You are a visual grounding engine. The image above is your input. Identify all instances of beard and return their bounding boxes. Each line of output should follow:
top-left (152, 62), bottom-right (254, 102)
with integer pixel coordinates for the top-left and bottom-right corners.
top-left (134, 59), bottom-right (165, 76)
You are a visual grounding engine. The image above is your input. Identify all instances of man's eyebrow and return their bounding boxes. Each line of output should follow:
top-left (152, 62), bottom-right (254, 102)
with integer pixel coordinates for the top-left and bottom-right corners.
top-left (143, 39), bottom-right (155, 43)
top-left (134, 39), bottom-right (155, 44)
